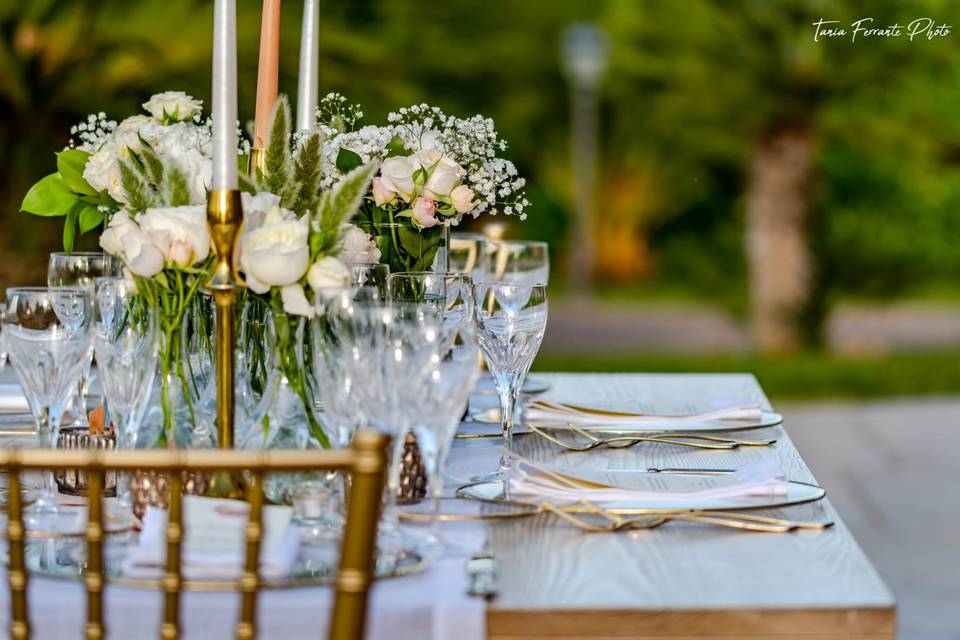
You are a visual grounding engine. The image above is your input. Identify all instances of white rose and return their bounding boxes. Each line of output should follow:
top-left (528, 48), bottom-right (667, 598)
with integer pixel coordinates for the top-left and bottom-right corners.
top-left (138, 205), bottom-right (210, 268)
top-left (143, 91), bottom-right (203, 122)
top-left (99, 211), bottom-right (139, 256)
top-left (83, 145), bottom-right (125, 203)
top-left (113, 115), bottom-right (153, 156)
top-left (419, 129), bottom-right (442, 153)
top-left (372, 177), bottom-right (397, 207)
top-left (415, 147), bottom-right (443, 169)
top-left (411, 197), bottom-right (439, 228)
top-left (120, 227), bottom-right (165, 278)
top-left (307, 256), bottom-right (351, 293)
top-left (338, 224), bottom-right (381, 264)
top-left (424, 156), bottom-right (464, 199)
top-left (239, 213), bottom-right (309, 294)
top-left (379, 156), bottom-right (418, 202)
top-left (175, 148), bottom-right (211, 204)
top-left (450, 185), bottom-right (478, 214)
top-left (241, 191), bottom-right (283, 222)
top-left (280, 284), bottom-right (315, 318)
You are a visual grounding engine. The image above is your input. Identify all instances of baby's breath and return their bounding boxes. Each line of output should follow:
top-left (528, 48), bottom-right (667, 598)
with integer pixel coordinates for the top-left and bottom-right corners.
top-left (67, 112), bottom-right (117, 151)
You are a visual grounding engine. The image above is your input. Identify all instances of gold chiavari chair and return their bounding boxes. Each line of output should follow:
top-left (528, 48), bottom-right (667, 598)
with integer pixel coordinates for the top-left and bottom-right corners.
top-left (0, 429), bottom-right (389, 640)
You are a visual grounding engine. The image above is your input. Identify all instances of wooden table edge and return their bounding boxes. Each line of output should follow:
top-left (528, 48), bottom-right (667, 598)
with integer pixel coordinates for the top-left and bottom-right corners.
top-left (487, 604), bottom-right (896, 638)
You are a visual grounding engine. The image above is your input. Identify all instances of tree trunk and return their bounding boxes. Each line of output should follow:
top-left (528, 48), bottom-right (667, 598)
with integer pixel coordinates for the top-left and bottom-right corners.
top-left (745, 127), bottom-right (815, 352)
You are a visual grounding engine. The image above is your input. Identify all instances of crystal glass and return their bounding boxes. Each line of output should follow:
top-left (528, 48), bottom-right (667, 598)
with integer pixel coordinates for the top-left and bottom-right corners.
top-left (3, 287), bottom-right (94, 519)
top-left (335, 299), bottom-right (440, 568)
top-left (355, 220), bottom-right (449, 274)
top-left (346, 263), bottom-right (390, 302)
top-left (474, 282), bottom-right (548, 454)
top-left (94, 277), bottom-right (159, 506)
top-left (389, 272), bottom-right (479, 556)
top-left (47, 252), bottom-right (121, 428)
top-left (449, 232), bottom-right (489, 280)
top-left (483, 240), bottom-right (550, 285)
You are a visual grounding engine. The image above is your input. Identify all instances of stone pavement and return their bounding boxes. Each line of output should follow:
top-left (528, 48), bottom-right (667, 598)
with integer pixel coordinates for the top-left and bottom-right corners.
top-left (782, 397), bottom-right (960, 640)
top-left (541, 299), bottom-right (960, 355)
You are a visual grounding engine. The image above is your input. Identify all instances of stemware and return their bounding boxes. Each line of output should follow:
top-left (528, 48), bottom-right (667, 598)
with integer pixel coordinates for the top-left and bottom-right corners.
top-left (449, 233), bottom-right (489, 280)
top-left (94, 277), bottom-right (159, 506)
top-left (474, 282), bottom-right (548, 475)
top-left (483, 240), bottom-right (549, 285)
top-left (3, 287), bottom-right (94, 520)
top-left (345, 263), bottom-right (390, 302)
top-left (47, 252), bottom-right (121, 428)
top-left (389, 272), bottom-right (480, 556)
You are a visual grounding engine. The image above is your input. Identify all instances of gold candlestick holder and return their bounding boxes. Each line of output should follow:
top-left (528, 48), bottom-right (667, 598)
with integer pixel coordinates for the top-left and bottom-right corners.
top-left (205, 188), bottom-right (245, 498)
top-left (248, 147), bottom-right (267, 178)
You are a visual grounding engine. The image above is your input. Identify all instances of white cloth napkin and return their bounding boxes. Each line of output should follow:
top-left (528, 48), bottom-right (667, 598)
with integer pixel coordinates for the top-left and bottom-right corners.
top-left (0, 384), bottom-right (30, 414)
top-left (526, 399), bottom-right (763, 428)
top-left (122, 497), bottom-right (302, 581)
top-left (508, 456), bottom-right (787, 505)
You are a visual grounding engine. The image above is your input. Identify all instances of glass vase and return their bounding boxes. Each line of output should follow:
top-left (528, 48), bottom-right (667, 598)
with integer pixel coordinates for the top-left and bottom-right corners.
top-left (356, 219), bottom-right (449, 274)
top-left (239, 309), bottom-right (333, 504)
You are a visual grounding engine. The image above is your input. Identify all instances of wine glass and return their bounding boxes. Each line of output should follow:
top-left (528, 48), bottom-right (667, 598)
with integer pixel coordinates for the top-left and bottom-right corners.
top-left (345, 263), bottom-right (390, 302)
top-left (94, 277), bottom-right (159, 507)
top-left (47, 252), bottom-right (121, 428)
top-left (474, 283), bottom-right (548, 479)
top-left (449, 233), bottom-right (489, 280)
top-left (3, 287), bottom-right (94, 521)
top-left (389, 272), bottom-right (479, 556)
top-left (483, 240), bottom-right (549, 285)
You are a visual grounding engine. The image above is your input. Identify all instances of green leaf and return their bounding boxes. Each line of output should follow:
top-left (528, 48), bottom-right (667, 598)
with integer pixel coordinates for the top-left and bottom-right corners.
top-left (312, 160), bottom-right (379, 259)
top-left (137, 134), bottom-right (165, 186)
top-left (164, 166), bottom-right (191, 206)
top-left (384, 134), bottom-right (408, 158)
top-left (63, 202), bottom-right (80, 251)
top-left (264, 95), bottom-right (293, 201)
top-left (56, 150), bottom-right (96, 196)
top-left (20, 173), bottom-right (78, 217)
top-left (293, 133), bottom-right (322, 217)
top-left (119, 160), bottom-right (153, 214)
top-left (335, 147), bottom-right (363, 173)
top-left (78, 203), bottom-right (104, 233)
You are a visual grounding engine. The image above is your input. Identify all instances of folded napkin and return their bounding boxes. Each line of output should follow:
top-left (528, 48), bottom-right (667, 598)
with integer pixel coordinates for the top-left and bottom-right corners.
top-left (526, 399), bottom-right (763, 428)
top-left (122, 496), bottom-right (302, 581)
top-left (508, 456), bottom-right (787, 505)
top-left (0, 383), bottom-right (30, 414)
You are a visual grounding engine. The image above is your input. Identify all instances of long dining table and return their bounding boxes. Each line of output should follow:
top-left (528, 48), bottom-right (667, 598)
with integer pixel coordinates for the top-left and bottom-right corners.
top-left (0, 372), bottom-right (895, 639)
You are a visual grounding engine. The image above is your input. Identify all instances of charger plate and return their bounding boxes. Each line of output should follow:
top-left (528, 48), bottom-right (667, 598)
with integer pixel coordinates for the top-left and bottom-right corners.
top-left (398, 496), bottom-right (541, 522)
top-left (456, 477), bottom-right (825, 515)
top-left (11, 537), bottom-right (425, 589)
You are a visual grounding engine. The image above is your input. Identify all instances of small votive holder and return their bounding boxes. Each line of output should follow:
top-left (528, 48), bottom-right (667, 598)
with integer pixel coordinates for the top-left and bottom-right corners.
top-left (55, 426), bottom-right (117, 497)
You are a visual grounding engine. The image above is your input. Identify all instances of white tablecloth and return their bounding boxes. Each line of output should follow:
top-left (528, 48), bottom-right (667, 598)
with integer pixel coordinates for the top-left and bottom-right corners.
top-left (0, 376), bottom-right (499, 640)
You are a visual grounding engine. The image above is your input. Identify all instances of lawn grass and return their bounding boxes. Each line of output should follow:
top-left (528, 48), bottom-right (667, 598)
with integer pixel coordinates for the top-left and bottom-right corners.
top-left (533, 349), bottom-right (960, 402)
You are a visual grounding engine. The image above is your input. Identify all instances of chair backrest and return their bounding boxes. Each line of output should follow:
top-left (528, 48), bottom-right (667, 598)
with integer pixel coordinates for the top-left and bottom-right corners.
top-left (0, 429), bottom-right (389, 640)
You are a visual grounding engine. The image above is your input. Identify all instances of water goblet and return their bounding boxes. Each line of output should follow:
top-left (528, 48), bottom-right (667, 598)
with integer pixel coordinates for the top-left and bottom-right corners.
top-left (94, 277), bottom-right (159, 507)
top-left (474, 282), bottom-right (548, 479)
top-left (3, 287), bottom-right (94, 521)
top-left (48, 252), bottom-right (121, 428)
top-left (449, 232), bottom-right (489, 280)
top-left (483, 240), bottom-right (550, 285)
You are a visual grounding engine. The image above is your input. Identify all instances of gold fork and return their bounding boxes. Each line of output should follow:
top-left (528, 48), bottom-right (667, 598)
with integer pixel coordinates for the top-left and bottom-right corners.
top-left (527, 422), bottom-right (738, 451)
top-left (541, 500), bottom-right (833, 533)
top-left (565, 421), bottom-right (775, 447)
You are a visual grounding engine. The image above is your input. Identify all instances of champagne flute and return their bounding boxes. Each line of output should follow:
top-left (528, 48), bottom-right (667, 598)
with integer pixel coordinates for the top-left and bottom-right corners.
top-left (3, 287), bottom-right (94, 522)
top-left (474, 282), bottom-right (548, 481)
top-left (47, 252), bottom-right (121, 428)
top-left (94, 277), bottom-right (159, 507)
top-left (389, 272), bottom-right (479, 556)
top-left (483, 240), bottom-right (549, 285)
top-left (345, 262), bottom-right (390, 302)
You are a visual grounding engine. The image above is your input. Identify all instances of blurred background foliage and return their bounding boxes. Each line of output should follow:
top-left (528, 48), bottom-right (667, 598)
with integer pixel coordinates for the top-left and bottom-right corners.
top-left (2, 0), bottom-right (960, 395)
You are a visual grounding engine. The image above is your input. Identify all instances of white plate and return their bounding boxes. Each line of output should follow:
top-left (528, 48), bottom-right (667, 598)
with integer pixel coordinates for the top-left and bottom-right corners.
top-left (465, 409), bottom-right (783, 433)
top-left (458, 477), bottom-right (824, 514)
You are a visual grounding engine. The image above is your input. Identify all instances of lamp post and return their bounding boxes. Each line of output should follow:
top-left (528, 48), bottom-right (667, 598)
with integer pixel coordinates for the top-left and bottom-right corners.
top-left (562, 23), bottom-right (608, 295)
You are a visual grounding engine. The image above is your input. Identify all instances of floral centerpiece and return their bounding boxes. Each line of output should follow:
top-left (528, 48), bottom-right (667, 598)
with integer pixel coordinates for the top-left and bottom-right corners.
top-left (312, 94), bottom-right (529, 274)
top-left (20, 92), bottom-right (222, 447)
top-left (233, 96), bottom-right (378, 454)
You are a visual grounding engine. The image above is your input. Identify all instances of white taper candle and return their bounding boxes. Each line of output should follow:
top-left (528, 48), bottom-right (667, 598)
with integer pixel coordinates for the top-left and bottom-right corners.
top-left (212, 0), bottom-right (238, 189)
top-left (296, 0), bottom-right (320, 133)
